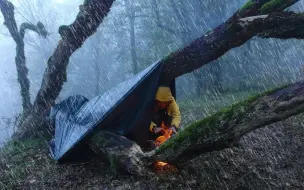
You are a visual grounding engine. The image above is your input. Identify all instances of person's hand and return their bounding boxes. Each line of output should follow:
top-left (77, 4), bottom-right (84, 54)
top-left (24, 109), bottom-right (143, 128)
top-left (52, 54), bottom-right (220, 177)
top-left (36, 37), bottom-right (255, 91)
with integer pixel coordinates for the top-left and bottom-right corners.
top-left (153, 127), bottom-right (162, 134)
top-left (169, 126), bottom-right (178, 135)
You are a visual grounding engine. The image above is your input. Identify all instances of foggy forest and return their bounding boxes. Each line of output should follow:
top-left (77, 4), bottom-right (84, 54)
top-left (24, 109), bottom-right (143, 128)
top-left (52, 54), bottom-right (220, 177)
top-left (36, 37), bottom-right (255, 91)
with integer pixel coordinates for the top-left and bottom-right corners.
top-left (0, 0), bottom-right (304, 189)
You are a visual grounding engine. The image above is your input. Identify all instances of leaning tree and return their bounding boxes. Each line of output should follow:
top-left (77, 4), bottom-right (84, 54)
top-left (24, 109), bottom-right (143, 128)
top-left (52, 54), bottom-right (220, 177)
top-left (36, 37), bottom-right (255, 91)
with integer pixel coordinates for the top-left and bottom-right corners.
top-left (2, 0), bottom-right (304, 175)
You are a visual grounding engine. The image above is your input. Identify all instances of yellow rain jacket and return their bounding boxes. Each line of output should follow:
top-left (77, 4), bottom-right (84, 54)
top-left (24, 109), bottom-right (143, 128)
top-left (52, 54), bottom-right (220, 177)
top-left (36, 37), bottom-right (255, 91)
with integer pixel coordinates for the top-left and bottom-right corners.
top-left (149, 87), bottom-right (181, 132)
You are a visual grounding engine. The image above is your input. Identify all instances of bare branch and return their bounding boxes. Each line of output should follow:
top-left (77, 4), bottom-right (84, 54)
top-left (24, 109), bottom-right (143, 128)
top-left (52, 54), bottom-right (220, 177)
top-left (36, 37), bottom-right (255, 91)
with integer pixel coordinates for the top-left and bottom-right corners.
top-left (154, 21), bottom-right (178, 35)
top-left (19, 21), bottom-right (49, 39)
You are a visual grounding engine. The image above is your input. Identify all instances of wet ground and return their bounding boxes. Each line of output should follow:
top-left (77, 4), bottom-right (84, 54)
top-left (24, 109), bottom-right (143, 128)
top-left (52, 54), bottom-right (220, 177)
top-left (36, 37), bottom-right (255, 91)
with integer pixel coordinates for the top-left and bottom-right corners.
top-left (0, 114), bottom-right (303, 189)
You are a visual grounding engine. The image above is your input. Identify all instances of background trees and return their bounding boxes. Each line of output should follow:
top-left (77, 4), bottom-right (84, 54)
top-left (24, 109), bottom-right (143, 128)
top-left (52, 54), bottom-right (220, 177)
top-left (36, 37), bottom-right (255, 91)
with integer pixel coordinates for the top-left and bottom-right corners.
top-left (0, 0), bottom-right (303, 143)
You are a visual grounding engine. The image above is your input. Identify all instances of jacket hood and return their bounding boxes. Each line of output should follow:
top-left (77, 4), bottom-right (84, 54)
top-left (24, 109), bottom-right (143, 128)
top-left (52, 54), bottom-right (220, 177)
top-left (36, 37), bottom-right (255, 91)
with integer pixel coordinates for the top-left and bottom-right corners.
top-left (155, 86), bottom-right (174, 102)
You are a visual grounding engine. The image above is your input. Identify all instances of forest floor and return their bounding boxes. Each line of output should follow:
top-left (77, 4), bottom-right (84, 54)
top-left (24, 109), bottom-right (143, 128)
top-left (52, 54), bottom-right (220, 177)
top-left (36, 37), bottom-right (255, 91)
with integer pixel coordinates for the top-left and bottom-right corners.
top-left (1, 91), bottom-right (304, 189)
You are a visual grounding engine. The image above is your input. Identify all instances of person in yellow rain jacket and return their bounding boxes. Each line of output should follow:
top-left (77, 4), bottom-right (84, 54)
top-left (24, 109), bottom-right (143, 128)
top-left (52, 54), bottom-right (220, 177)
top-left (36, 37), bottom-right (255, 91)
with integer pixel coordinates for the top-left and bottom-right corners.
top-left (149, 86), bottom-right (181, 138)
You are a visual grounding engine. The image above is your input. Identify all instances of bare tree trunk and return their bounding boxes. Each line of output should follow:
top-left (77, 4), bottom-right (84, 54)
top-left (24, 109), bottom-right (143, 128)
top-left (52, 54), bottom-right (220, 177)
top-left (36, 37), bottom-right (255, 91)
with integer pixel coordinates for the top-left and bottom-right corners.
top-left (12, 0), bottom-right (115, 139)
top-left (16, 39), bottom-right (31, 113)
top-left (32, 0), bottom-right (115, 114)
top-left (94, 35), bottom-right (102, 96)
top-left (125, 0), bottom-right (139, 75)
top-left (0, 0), bottom-right (48, 114)
top-left (129, 15), bottom-right (138, 74)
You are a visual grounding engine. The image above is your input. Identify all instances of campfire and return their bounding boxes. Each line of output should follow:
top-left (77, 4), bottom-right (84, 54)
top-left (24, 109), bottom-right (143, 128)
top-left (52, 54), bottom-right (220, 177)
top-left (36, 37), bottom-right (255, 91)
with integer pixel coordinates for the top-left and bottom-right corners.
top-left (154, 122), bottom-right (173, 147)
top-left (153, 161), bottom-right (178, 174)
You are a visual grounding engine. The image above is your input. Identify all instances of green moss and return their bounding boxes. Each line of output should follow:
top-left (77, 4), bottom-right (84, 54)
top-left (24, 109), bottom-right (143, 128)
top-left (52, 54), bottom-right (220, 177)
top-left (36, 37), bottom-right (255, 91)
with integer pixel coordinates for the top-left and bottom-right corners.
top-left (240, 1), bottom-right (255, 12)
top-left (1, 138), bottom-right (45, 156)
top-left (205, 29), bottom-right (213, 35)
top-left (259, 0), bottom-right (284, 14)
top-left (109, 155), bottom-right (118, 171)
top-left (0, 138), bottom-right (47, 188)
top-left (156, 84), bottom-right (290, 154)
top-left (162, 52), bottom-right (175, 64)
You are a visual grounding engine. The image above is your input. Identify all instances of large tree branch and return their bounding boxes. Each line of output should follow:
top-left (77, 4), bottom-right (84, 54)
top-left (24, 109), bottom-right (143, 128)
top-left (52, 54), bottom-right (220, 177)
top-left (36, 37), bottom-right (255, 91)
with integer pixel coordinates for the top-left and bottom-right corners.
top-left (159, 0), bottom-right (301, 84)
top-left (90, 80), bottom-right (304, 174)
top-left (152, 80), bottom-right (304, 163)
top-left (32, 0), bottom-right (115, 113)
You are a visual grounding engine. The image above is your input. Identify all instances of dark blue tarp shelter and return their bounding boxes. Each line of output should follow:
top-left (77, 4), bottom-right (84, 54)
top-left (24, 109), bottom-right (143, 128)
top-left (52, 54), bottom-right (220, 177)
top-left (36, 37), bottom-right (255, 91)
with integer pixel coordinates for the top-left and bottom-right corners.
top-left (49, 61), bottom-right (165, 162)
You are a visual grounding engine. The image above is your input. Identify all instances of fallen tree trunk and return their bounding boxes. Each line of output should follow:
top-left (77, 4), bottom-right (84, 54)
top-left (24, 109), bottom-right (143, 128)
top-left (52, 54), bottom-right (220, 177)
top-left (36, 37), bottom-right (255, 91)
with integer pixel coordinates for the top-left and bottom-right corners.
top-left (89, 130), bottom-right (150, 176)
top-left (89, 80), bottom-right (304, 174)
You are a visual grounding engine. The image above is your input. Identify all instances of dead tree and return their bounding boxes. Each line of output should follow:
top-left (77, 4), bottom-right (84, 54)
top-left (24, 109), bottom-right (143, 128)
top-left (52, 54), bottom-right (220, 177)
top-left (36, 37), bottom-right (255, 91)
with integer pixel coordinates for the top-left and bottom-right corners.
top-left (0, 0), bottom-right (48, 114)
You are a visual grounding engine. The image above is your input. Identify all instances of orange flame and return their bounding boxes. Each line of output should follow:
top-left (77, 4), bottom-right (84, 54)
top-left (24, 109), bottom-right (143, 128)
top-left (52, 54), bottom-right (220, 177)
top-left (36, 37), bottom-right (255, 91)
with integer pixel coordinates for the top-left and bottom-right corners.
top-left (154, 122), bottom-right (173, 147)
top-left (156, 161), bottom-right (169, 167)
top-left (153, 161), bottom-right (178, 174)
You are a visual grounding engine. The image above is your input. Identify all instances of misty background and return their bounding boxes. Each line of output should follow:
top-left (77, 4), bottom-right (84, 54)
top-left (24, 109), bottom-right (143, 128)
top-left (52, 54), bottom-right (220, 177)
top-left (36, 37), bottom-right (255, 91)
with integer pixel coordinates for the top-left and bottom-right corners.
top-left (1, 0), bottom-right (304, 146)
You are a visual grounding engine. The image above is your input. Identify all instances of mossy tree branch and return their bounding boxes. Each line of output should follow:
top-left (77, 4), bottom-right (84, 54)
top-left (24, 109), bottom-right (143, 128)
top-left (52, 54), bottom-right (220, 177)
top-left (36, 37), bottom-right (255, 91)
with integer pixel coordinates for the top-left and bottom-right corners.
top-left (151, 81), bottom-right (304, 163)
top-left (90, 80), bottom-right (304, 174)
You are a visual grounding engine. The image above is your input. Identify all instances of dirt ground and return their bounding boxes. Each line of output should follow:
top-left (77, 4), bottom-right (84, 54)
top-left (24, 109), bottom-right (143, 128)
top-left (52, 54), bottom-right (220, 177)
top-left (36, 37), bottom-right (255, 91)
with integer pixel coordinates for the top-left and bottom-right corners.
top-left (1, 114), bottom-right (304, 190)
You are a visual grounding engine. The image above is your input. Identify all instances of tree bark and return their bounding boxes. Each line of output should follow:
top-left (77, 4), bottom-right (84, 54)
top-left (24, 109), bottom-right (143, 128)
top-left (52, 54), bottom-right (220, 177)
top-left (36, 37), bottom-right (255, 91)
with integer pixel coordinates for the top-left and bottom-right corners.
top-left (89, 130), bottom-right (151, 176)
top-left (159, 1), bottom-right (302, 84)
top-left (32, 0), bottom-right (115, 114)
top-left (0, 0), bottom-right (48, 114)
top-left (93, 35), bottom-right (102, 96)
top-left (125, 0), bottom-right (139, 75)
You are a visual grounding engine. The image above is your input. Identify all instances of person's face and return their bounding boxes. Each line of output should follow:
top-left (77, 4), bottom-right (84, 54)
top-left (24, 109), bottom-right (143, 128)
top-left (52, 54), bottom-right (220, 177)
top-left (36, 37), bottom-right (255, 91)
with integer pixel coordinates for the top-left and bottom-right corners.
top-left (156, 101), bottom-right (168, 109)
